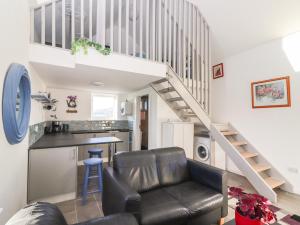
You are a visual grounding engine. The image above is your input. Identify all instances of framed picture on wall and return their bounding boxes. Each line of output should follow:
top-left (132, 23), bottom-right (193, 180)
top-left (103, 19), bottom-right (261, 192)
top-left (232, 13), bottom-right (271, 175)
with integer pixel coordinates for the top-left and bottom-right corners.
top-left (251, 76), bottom-right (291, 108)
top-left (212, 63), bottom-right (224, 79)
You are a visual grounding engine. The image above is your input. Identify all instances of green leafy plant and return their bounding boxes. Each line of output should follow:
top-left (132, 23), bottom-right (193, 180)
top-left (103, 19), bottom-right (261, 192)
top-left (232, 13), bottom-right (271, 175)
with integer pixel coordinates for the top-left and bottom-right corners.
top-left (71, 38), bottom-right (111, 55)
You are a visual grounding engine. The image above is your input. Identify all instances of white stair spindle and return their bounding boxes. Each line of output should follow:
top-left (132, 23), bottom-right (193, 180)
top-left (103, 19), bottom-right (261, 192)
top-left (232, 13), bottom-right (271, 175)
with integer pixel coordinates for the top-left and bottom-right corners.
top-left (118, 0), bottom-right (122, 53)
top-left (41, 5), bottom-right (45, 44)
top-left (110, 0), bottom-right (114, 51)
top-left (140, 0), bottom-right (144, 57)
top-left (125, 0), bottom-right (129, 54)
top-left (133, 0), bottom-right (137, 56)
top-left (168, 0), bottom-right (172, 66)
top-left (158, 0), bottom-right (162, 62)
top-left (183, 0), bottom-right (186, 78)
top-left (152, 0), bottom-right (156, 60)
top-left (206, 24), bottom-right (210, 113)
top-left (163, 0), bottom-right (167, 63)
top-left (196, 11), bottom-right (200, 101)
top-left (89, 0), bottom-right (93, 40)
top-left (187, 3), bottom-right (191, 91)
top-left (203, 20), bottom-right (206, 109)
top-left (178, 0), bottom-right (182, 78)
top-left (62, 0), bottom-right (66, 48)
top-left (80, 0), bottom-right (84, 38)
top-left (192, 6), bottom-right (196, 96)
top-left (173, 0), bottom-right (177, 72)
top-left (146, 0), bottom-right (149, 59)
top-left (71, 0), bottom-right (75, 42)
top-left (52, 1), bottom-right (56, 47)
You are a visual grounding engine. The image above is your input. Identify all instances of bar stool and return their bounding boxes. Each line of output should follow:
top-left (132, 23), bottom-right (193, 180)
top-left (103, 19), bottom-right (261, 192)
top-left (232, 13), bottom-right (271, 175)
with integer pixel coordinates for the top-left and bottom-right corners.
top-left (82, 158), bottom-right (103, 205)
top-left (88, 148), bottom-right (103, 158)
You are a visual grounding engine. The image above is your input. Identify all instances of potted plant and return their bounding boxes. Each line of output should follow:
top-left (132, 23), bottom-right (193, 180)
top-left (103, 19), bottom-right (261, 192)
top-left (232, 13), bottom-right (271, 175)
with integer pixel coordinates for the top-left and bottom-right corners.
top-left (229, 187), bottom-right (277, 225)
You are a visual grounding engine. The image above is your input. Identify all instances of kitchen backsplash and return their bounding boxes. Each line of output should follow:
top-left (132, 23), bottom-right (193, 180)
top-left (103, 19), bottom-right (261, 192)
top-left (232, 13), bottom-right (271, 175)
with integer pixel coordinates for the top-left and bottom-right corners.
top-left (29, 120), bottom-right (132, 146)
top-left (56, 120), bottom-right (131, 131)
top-left (29, 121), bottom-right (47, 146)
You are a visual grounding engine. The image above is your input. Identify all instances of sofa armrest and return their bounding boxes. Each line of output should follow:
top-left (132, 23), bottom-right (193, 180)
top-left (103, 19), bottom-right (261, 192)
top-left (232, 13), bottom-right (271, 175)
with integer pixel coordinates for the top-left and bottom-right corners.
top-left (76, 213), bottom-right (139, 225)
top-left (102, 167), bottom-right (141, 218)
top-left (187, 159), bottom-right (228, 217)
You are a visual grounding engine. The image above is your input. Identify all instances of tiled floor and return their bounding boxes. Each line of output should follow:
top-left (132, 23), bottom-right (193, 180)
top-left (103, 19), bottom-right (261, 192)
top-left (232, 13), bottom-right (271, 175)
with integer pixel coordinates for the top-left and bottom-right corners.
top-left (56, 194), bottom-right (103, 224)
top-left (56, 171), bottom-right (300, 224)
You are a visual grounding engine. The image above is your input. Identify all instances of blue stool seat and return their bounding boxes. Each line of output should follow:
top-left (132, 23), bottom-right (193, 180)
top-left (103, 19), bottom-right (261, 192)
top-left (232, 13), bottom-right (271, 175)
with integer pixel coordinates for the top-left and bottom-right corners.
top-left (84, 158), bottom-right (103, 166)
top-left (88, 148), bottom-right (103, 158)
top-left (82, 158), bottom-right (103, 205)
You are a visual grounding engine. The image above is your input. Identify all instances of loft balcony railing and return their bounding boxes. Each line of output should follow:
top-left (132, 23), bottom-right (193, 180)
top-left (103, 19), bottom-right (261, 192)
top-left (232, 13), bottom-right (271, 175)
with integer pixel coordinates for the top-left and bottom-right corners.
top-left (31, 0), bottom-right (211, 113)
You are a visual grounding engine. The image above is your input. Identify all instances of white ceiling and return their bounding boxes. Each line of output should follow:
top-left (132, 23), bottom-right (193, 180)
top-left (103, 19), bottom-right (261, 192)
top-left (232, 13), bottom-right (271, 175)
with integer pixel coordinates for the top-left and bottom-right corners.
top-left (189, 0), bottom-right (300, 62)
top-left (31, 62), bottom-right (161, 93)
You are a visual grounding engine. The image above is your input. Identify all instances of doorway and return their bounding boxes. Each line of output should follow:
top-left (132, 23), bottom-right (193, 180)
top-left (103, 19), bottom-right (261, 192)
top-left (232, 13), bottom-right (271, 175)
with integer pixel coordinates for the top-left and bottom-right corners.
top-left (140, 95), bottom-right (149, 150)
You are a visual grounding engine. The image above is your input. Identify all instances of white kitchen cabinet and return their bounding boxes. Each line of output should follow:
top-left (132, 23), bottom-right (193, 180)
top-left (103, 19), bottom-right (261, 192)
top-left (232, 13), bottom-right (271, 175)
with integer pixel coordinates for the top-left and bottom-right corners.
top-left (162, 122), bottom-right (194, 159)
top-left (28, 147), bottom-right (77, 203)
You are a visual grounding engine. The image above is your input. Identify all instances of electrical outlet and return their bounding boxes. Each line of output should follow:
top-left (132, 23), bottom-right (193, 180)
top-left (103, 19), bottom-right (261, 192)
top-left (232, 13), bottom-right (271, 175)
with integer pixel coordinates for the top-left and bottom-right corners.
top-left (0, 208), bottom-right (3, 214)
top-left (288, 167), bottom-right (299, 174)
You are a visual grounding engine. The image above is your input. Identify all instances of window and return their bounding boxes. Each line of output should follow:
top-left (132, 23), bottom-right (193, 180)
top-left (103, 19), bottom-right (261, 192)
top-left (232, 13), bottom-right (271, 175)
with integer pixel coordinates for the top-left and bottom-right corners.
top-left (91, 94), bottom-right (117, 120)
top-left (282, 32), bottom-right (300, 72)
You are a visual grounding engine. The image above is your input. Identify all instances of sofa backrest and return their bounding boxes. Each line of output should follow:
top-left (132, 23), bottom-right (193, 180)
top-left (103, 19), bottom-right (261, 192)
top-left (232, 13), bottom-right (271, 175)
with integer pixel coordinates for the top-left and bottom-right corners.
top-left (113, 151), bottom-right (160, 193)
top-left (113, 147), bottom-right (189, 192)
top-left (151, 147), bottom-right (190, 186)
top-left (6, 202), bottom-right (67, 225)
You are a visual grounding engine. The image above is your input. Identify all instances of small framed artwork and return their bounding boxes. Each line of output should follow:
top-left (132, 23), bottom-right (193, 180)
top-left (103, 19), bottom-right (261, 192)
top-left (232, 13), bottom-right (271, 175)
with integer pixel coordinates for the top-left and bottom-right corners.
top-left (212, 63), bottom-right (224, 79)
top-left (251, 76), bottom-right (291, 109)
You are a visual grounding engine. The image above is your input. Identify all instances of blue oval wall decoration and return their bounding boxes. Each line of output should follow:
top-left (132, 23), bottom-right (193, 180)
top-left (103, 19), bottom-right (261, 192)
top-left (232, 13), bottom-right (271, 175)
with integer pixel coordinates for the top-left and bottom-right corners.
top-left (2, 63), bottom-right (31, 144)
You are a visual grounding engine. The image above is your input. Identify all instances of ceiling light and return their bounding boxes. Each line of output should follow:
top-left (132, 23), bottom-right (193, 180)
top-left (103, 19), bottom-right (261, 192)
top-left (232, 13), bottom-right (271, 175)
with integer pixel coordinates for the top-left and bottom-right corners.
top-left (91, 81), bottom-right (104, 86)
top-left (282, 32), bottom-right (300, 72)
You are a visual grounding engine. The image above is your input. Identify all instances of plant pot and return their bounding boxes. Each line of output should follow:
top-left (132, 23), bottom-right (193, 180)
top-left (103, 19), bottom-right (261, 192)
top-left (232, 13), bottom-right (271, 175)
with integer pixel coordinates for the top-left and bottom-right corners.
top-left (235, 209), bottom-right (263, 225)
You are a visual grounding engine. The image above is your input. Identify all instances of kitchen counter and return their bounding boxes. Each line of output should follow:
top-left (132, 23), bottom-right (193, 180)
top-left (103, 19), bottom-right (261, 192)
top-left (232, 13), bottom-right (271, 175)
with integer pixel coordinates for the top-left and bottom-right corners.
top-left (29, 133), bottom-right (123, 150)
top-left (70, 129), bottom-right (132, 134)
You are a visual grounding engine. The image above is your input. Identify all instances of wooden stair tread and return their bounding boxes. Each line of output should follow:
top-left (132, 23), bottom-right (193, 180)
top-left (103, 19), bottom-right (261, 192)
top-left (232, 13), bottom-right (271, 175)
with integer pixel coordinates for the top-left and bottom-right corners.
top-left (264, 177), bottom-right (285, 189)
top-left (183, 113), bottom-right (197, 117)
top-left (167, 97), bottom-right (183, 102)
top-left (152, 78), bottom-right (168, 84)
top-left (222, 131), bottom-right (238, 136)
top-left (175, 105), bottom-right (190, 110)
top-left (240, 151), bottom-right (258, 158)
top-left (231, 141), bottom-right (247, 146)
top-left (251, 164), bottom-right (271, 172)
top-left (158, 87), bottom-right (175, 93)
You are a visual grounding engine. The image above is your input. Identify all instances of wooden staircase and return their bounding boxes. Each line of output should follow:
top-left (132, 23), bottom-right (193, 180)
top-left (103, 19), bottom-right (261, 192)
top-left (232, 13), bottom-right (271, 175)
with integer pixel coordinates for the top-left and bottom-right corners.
top-left (211, 123), bottom-right (286, 202)
top-left (150, 67), bottom-right (210, 128)
top-left (151, 68), bottom-right (286, 203)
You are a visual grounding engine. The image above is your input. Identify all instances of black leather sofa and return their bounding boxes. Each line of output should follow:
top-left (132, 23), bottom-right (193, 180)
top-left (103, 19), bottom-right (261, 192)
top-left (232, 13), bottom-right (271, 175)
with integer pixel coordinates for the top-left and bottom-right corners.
top-left (6, 202), bottom-right (138, 225)
top-left (103, 147), bottom-right (228, 225)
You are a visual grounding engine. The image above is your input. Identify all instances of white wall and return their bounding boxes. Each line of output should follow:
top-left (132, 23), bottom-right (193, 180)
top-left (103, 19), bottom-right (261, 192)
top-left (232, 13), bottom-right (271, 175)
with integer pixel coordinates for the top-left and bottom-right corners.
top-left (46, 87), bottom-right (127, 121)
top-left (212, 37), bottom-right (300, 194)
top-left (0, 0), bottom-right (46, 223)
top-left (126, 87), bottom-right (180, 150)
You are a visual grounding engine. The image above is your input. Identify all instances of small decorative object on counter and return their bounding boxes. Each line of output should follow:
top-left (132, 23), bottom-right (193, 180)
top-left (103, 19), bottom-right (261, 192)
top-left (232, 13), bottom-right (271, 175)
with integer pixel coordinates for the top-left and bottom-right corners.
top-left (66, 95), bottom-right (78, 113)
top-left (229, 187), bottom-right (277, 225)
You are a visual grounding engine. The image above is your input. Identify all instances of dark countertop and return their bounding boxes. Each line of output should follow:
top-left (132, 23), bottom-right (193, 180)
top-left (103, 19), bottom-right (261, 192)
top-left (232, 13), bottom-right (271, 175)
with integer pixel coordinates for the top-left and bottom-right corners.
top-left (29, 133), bottom-right (123, 150)
top-left (70, 129), bottom-right (132, 134)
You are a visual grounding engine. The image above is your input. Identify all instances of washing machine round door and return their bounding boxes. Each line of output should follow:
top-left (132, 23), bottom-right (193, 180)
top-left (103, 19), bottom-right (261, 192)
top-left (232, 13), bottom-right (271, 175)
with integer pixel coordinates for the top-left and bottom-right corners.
top-left (197, 144), bottom-right (209, 161)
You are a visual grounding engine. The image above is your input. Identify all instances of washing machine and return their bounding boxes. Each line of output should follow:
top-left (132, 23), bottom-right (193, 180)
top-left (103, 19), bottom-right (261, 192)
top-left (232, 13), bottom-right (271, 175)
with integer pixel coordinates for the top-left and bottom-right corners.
top-left (194, 136), bottom-right (211, 165)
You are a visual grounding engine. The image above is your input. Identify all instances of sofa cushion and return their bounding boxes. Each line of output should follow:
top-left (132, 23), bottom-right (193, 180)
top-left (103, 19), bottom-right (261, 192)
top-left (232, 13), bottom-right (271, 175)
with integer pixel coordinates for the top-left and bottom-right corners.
top-left (6, 202), bottom-right (67, 225)
top-left (152, 147), bottom-right (189, 186)
top-left (140, 189), bottom-right (189, 225)
top-left (113, 151), bottom-right (159, 193)
top-left (164, 181), bottom-right (224, 216)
